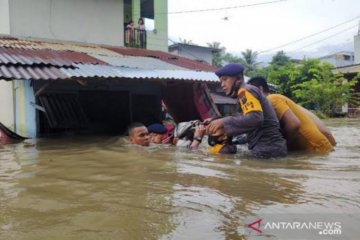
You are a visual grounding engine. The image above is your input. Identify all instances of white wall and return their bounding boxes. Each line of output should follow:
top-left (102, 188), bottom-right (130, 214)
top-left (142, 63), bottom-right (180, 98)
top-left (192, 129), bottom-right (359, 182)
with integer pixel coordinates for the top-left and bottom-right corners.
top-left (9, 0), bottom-right (124, 46)
top-left (0, 0), bottom-right (10, 34)
top-left (355, 35), bottom-right (360, 64)
top-left (0, 81), bottom-right (14, 130)
top-left (175, 45), bottom-right (213, 64)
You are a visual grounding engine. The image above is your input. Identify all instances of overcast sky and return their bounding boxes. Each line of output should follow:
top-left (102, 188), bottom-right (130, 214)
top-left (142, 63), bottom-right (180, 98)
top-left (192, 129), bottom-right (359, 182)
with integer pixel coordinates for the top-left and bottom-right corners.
top-left (168, 0), bottom-right (360, 61)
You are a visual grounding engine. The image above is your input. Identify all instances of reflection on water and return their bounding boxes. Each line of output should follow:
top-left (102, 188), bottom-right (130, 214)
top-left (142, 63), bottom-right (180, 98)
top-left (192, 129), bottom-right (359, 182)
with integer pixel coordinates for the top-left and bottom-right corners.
top-left (0, 119), bottom-right (359, 239)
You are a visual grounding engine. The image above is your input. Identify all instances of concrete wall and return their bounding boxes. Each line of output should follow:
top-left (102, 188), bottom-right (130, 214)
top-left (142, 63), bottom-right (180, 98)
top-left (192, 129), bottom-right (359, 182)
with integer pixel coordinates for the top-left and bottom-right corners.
top-left (0, 0), bottom-right (10, 34)
top-left (9, 0), bottom-right (124, 46)
top-left (170, 45), bottom-right (213, 64)
top-left (319, 57), bottom-right (354, 68)
top-left (0, 81), bottom-right (15, 130)
top-left (130, 0), bottom-right (168, 51)
top-left (14, 80), bottom-right (36, 137)
top-left (355, 35), bottom-right (360, 64)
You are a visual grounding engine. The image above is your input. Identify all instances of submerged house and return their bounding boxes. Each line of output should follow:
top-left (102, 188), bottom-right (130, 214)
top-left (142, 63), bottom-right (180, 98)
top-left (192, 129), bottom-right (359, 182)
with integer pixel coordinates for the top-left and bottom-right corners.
top-left (0, 36), bottom-right (220, 138)
top-left (0, 0), bottom-right (221, 138)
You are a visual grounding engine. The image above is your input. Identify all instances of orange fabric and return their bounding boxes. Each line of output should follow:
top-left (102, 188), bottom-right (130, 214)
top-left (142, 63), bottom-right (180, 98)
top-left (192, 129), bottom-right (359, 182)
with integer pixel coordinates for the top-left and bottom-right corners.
top-left (267, 94), bottom-right (333, 153)
top-left (237, 88), bottom-right (262, 115)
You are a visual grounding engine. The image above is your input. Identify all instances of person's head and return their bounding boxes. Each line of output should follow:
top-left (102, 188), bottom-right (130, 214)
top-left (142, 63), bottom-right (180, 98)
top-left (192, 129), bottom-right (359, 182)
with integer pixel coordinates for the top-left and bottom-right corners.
top-left (247, 76), bottom-right (270, 96)
top-left (128, 122), bottom-right (150, 146)
top-left (147, 123), bottom-right (167, 144)
top-left (215, 63), bottom-right (245, 98)
top-left (138, 18), bottom-right (144, 25)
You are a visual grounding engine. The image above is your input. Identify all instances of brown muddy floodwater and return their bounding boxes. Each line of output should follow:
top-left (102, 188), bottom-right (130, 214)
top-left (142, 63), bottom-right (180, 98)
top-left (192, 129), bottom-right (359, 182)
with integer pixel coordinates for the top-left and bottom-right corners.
top-left (0, 119), bottom-right (359, 240)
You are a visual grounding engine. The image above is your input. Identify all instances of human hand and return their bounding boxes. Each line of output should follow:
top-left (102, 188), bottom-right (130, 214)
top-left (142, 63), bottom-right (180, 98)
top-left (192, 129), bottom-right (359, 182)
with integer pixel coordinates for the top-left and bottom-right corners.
top-left (206, 118), bottom-right (224, 135)
top-left (194, 124), bottom-right (206, 138)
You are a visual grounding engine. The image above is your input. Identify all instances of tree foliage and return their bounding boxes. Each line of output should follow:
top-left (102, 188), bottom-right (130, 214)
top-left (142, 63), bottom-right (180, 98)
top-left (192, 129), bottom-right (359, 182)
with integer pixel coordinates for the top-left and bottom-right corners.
top-left (255, 52), bottom-right (358, 116)
top-left (204, 46), bottom-right (358, 116)
top-left (239, 49), bottom-right (259, 76)
top-left (292, 67), bottom-right (356, 116)
top-left (207, 41), bottom-right (226, 67)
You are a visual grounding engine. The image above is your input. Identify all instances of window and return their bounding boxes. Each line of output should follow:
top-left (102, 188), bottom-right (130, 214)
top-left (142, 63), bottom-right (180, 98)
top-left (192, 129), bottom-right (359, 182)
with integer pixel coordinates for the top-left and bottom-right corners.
top-left (141, 0), bottom-right (154, 19)
top-left (344, 55), bottom-right (351, 61)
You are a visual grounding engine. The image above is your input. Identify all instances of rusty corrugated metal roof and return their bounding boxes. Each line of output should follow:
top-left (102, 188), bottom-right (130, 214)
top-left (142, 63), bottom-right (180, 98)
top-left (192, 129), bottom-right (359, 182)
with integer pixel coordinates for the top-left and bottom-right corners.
top-left (0, 35), bottom-right (119, 56)
top-left (0, 65), bottom-right (68, 80)
top-left (0, 48), bottom-right (74, 66)
top-left (0, 35), bottom-right (218, 82)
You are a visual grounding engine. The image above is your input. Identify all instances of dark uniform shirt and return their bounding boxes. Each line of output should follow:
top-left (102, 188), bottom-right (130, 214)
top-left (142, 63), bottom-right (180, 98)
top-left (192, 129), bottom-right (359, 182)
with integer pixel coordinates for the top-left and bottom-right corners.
top-left (223, 84), bottom-right (287, 158)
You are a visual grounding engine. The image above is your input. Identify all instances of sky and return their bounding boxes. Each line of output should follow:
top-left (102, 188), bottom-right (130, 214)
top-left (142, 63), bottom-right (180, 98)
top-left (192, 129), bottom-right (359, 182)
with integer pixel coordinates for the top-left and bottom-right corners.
top-left (168, 0), bottom-right (360, 62)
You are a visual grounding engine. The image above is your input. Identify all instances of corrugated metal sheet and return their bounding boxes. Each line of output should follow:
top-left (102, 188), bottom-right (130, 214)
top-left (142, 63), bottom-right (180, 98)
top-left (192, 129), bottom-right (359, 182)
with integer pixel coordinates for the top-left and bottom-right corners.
top-left (0, 35), bottom-right (219, 82)
top-left (60, 64), bottom-right (218, 82)
top-left (210, 93), bottom-right (237, 105)
top-left (0, 65), bottom-right (68, 80)
top-left (38, 42), bottom-right (119, 56)
top-left (0, 35), bottom-right (119, 56)
top-left (39, 94), bottom-right (88, 129)
top-left (0, 36), bottom-right (39, 49)
top-left (0, 48), bottom-right (74, 66)
top-left (89, 53), bottom-right (187, 70)
top-left (106, 47), bottom-right (217, 72)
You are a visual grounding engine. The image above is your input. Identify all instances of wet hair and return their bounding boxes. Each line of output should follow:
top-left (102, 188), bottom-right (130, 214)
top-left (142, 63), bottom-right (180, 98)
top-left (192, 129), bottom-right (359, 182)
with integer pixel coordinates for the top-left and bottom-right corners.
top-left (247, 76), bottom-right (270, 93)
top-left (127, 122), bottom-right (145, 136)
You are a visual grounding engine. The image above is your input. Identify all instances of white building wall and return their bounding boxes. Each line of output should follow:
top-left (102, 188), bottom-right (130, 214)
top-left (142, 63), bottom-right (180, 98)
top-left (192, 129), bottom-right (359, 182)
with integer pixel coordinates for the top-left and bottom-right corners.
top-left (355, 35), bottom-right (360, 64)
top-left (9, 0), bottom-right (124, 46)
top-left (0, 81), bottom-right (15, 130)
top-left (0, 0), bottom-right (10, 34)
top-left (176, 46), bottom-right (213, 65)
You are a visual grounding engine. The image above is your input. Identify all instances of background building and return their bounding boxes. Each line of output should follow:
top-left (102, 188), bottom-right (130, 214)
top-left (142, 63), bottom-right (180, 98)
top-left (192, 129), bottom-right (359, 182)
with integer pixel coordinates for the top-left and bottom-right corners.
top-left (318, 51), bottom-right (354, 67)
top-left (169, 43), bottom-right (220, 65)
top-left (0, 0), bottom-right (168, 51)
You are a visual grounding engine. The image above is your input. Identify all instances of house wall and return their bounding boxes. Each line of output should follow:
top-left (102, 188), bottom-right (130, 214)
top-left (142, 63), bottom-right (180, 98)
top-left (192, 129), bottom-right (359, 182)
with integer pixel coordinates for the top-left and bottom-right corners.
top-left (131, 0), bottom-right (168, 51)
top-left (355, 35), bottom-right (360, 64)
top-left (319, 57), bottom-right (353, 68)
top-left (14, 80), bottom-right (36, 138)
top-left (9, 0), bottom-right (124, 46)
top-left (0, 0), bottom-right (10, 34)
top-left (171, 45), bottom-right (213, 64)
top-left (0, 80), bottom-right (15, 130)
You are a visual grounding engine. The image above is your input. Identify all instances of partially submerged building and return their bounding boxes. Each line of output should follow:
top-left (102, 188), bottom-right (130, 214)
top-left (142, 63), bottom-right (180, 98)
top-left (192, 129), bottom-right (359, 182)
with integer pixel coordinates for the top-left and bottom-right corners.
top-left (0, 35), bottom-right (222, 138)
top-left (0, 0), bottom-right (226, 138)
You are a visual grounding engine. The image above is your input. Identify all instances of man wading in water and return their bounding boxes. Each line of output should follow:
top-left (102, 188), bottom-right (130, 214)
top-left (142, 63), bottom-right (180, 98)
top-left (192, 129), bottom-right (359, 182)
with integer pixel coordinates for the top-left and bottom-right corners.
top-left (206, 63), bottom-right (287, 159)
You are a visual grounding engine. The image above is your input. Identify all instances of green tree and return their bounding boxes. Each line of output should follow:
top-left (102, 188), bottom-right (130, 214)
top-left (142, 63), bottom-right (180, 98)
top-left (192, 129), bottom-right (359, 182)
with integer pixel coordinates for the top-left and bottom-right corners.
top-left (264, 51), bottom-right (300, 98)
top-left (270, 50), bottom-right (291, 67)
top-left (207, 41), bottom-right (226, 67)
top-left (266, 62), bottom-right (300, 98)
top-left (240, 49), bottom-right (259, 75)
top-left (293, 62), bottom-right (356, 116)
top-left (222, 52), bottom-right (243, 65)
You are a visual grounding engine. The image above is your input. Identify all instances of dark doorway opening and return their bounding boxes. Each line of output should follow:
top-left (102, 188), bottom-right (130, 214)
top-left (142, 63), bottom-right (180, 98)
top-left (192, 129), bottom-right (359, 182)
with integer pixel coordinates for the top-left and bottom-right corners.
top-left (131, 94), bottom-right (161, 125)
top-left (79, 91), bottom-right (130, 134)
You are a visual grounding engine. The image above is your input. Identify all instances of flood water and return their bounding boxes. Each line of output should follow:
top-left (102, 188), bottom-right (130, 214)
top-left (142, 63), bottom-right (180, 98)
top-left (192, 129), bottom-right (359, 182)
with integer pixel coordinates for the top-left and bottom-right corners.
top-left (0, 119), bottom-right (359, 240)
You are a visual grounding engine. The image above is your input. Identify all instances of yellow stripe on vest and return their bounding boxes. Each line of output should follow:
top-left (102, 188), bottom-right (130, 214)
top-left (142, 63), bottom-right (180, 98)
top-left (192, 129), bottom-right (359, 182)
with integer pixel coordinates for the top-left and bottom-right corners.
top-left (237, 88), bottom-right (262, 115)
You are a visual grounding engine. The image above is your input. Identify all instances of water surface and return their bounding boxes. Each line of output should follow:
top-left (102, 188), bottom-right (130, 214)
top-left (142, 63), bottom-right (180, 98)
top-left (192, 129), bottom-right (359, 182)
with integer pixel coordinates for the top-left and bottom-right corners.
top-left (0, 119), bottom-right (359, 240)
